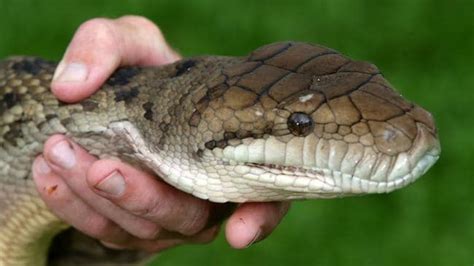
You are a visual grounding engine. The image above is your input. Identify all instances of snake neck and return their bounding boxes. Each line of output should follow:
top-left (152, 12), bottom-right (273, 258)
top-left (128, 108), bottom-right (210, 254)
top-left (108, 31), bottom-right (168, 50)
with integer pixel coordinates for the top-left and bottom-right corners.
top-left (0, 56), bottom-right (234, 265)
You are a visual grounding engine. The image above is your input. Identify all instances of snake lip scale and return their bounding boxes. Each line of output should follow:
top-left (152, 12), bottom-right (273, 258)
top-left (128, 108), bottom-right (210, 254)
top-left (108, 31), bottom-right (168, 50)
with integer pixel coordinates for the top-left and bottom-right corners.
top-left (0, 41), bottom-right (440, 265)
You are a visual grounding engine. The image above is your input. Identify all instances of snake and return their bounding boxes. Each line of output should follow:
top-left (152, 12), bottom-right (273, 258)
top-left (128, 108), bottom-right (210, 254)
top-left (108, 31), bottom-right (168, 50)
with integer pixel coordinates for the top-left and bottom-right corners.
top-left (0, 41), bottom-right (440, 265)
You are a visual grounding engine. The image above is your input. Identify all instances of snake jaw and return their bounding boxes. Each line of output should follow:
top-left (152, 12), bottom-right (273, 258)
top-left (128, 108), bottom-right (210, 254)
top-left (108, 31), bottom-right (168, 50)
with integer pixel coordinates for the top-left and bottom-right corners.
top-left (208, 119), bottom-right (440, 198)
top-left (107, 111), bottom-right (439, 202)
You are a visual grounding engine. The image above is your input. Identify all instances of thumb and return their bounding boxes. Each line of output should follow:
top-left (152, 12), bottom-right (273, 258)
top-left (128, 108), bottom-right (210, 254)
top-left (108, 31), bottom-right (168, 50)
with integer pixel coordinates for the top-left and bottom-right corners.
top-left (51, 16), bottom-right (180, 103)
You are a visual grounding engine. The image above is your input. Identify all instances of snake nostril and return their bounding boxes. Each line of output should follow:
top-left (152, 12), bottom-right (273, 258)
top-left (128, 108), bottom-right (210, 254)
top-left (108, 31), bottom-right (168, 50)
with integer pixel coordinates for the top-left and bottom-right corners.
top-left (287, 112), bottom-right (314, 136)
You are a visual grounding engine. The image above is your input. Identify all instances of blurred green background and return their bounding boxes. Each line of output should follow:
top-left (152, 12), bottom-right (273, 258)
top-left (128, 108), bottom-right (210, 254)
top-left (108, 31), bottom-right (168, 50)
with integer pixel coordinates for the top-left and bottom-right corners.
top-left (0, 0), bottom-right (472, 265)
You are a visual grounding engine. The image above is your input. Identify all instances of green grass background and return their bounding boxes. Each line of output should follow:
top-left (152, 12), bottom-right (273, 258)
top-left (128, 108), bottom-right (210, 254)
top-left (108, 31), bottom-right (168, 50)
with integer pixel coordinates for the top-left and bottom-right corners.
top-left (0, 0), bottom-right (472, 265)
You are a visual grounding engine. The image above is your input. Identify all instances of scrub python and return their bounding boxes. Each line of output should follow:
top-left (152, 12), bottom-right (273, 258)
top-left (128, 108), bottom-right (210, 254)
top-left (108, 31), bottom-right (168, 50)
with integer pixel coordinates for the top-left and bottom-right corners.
top-left (0, 42), bottom-right (440, 265)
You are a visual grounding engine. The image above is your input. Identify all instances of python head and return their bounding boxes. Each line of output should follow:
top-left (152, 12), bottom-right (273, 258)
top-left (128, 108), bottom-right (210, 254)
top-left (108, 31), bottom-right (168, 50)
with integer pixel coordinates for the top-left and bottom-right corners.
top-left (161, 42), bottom-right (440, 202)
top-left (116, 42), bottom-right (440, 202)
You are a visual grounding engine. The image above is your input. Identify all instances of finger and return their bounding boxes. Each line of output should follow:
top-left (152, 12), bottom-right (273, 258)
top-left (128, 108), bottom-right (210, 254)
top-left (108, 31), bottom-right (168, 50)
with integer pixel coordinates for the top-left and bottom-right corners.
top-left (32, 155), bottom-right (132, 244)
top-left (42, 135), bottom-right (161, 240)
top-left (102, 225), bottom-right (221, 253)
top-left (51, 15), bottom-right (181, 103)
top-left (86, 159), bottom-right (217, 236)
top-left (225, 202), bottom-right (291, 249)
top-left (103, 238), bottom-right (185, 253)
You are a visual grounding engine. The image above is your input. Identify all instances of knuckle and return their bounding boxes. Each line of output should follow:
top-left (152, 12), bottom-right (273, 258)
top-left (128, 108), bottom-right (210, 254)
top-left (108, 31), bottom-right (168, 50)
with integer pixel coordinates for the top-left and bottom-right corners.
top-left (176, 204), bottom-right (210, 236)
top-left (128, 197), bottom-right (209, 236)
top-left (123, 186), bottom-right (169, 219)
top-left (118, 15), bottom-right (163, 35)
top-left (77, 18), bottom-right (113, 34)
top-left (127, 195), bottom-right (164, 218)
top-left (74, 18), bottom-right (118, 48)
top-left (133, 223), bottom-right (161, 240)
top-left (82, 216), bottom-right (115, 239)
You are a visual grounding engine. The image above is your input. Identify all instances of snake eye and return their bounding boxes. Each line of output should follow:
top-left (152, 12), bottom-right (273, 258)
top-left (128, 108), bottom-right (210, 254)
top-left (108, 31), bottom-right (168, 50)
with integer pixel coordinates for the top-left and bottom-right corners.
top-left (287, 112), bottom-right (314, 136)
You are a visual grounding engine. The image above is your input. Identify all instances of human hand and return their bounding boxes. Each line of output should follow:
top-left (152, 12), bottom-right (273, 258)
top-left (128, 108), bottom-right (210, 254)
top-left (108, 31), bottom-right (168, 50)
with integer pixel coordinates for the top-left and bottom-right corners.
top-left (32, 16), bottom-right (290, 253)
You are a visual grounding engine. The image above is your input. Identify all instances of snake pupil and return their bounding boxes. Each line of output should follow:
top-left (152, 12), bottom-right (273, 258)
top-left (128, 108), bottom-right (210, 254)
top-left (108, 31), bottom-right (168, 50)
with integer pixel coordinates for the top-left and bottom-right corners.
top-left (287, 112), bottom-right (314, 136)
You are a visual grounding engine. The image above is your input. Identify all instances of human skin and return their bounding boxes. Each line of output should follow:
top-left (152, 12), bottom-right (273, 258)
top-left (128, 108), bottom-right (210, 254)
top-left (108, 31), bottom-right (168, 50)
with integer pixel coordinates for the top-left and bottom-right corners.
top-left (31, 15), bottom-right (290, 252)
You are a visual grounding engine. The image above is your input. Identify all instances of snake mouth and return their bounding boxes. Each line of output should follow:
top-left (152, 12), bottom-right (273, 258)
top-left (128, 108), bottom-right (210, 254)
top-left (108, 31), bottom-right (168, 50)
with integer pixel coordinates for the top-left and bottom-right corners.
top-left (209, 122), bottom-right (440, 196)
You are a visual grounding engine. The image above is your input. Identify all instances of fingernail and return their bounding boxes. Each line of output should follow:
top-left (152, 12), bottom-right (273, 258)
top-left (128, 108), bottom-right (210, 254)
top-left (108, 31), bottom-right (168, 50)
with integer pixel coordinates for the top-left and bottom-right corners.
top-left (95, 171), bottom-right (126, 196)
top-left (53, 61), bottom-right (88, 82)
top-left (34, 156), bottom-right (51, 175)
top-left (245, 228), bottom-right (262, 248)
top-left (49, 140), bottom-right (76, 169)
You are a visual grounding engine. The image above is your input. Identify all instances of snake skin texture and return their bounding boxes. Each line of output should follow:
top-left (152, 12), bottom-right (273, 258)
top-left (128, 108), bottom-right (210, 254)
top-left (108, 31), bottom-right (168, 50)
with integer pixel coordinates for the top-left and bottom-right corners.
top-left (0, 42), bottom-right (440, 265)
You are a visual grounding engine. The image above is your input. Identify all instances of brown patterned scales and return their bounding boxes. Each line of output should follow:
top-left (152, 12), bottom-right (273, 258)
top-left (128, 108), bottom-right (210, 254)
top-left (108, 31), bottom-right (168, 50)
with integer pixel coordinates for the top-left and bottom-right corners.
top-left (0, 42), bottom-right (440, 265)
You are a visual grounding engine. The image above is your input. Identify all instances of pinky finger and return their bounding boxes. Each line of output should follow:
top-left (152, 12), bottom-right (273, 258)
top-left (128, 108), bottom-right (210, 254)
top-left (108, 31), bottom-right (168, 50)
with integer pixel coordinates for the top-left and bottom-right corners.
top-left (101, 225), bottom-right (221, 253)
top-left (102, 238), bottom-right (185, 253)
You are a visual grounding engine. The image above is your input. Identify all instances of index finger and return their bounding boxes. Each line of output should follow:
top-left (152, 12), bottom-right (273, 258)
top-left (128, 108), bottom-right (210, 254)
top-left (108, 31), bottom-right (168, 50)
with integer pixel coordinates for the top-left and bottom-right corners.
top-left (86, 159), bottom-right (228, 236)
top-left (51, 15), bottom-right (180, 103)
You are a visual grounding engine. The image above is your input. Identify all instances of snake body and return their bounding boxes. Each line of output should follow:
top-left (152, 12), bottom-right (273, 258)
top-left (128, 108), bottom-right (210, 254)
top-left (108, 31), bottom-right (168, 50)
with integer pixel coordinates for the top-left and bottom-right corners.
top-left (0, 42), bottom-right (440, 265)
